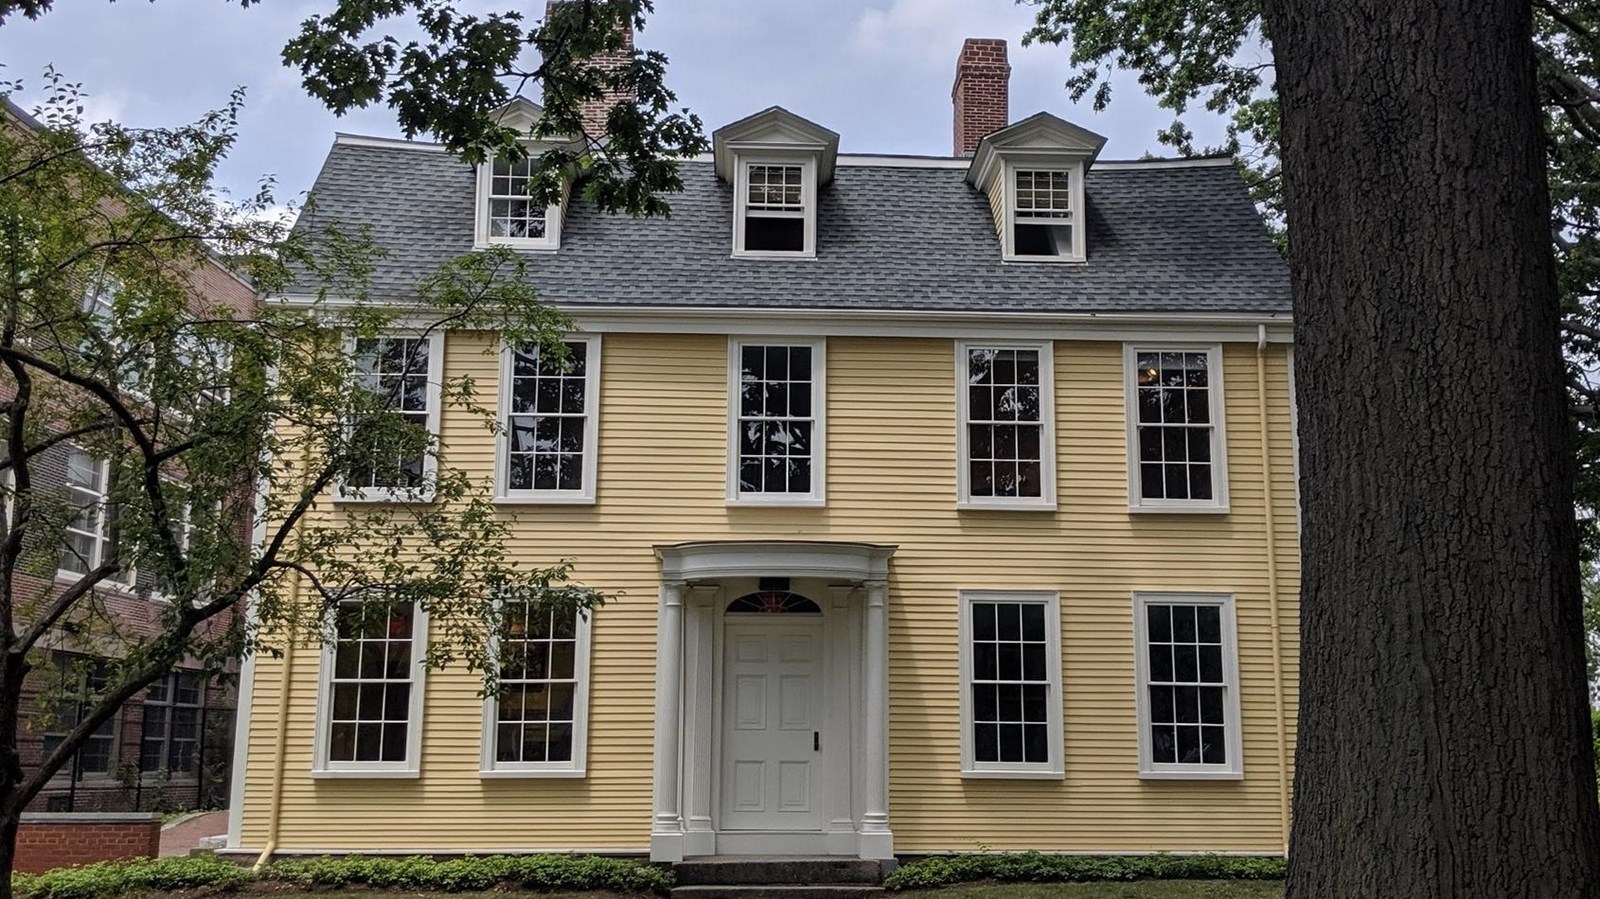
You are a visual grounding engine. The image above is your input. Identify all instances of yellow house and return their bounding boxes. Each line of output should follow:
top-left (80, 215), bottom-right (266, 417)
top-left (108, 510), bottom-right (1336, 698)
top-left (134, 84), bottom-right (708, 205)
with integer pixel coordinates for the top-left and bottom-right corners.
top-left (226, 38), bottom-right (1298, 864)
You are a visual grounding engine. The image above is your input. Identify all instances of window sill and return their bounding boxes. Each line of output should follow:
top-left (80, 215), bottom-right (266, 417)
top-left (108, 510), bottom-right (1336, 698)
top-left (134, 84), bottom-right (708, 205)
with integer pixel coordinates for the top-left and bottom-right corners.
top-left (310, 768), bottom-right (421, 780)
top-left (957, 499), bottom-right (1057, 512)
top-left (478, 768), bottom-right (587, 779)
top-left (475, 240), bottom-right (559, 254)
top-left (1002, 254), bottom-right (1086, 265)
top-left (1139, 768), bottom-right (1244, 781)
top-left (54, 572), bottom-right (136, 593)
top-left (1128, 502), bottom-right (1231, 515)
top-left (494, 493), bottom-right (596, 506)
top-left (333, 491), bottom-right (437, 506)
top-left (726, 495), bottom-right (827, 508)
top-left (731, 250), bottom-right (817, 260)
top-left (960, 768), bottom-right (1064, 780)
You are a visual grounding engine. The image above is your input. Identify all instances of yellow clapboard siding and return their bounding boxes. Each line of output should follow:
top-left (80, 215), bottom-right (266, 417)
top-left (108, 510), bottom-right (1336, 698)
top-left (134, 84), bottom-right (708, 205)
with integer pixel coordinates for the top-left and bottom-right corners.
top-left (236, 333), bottom-right (1300, 855)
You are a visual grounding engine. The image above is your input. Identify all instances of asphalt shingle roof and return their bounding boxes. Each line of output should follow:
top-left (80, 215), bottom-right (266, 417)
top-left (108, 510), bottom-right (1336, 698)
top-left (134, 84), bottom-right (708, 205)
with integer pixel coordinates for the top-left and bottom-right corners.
top-left (287, 140), bottom-right (1290, 315)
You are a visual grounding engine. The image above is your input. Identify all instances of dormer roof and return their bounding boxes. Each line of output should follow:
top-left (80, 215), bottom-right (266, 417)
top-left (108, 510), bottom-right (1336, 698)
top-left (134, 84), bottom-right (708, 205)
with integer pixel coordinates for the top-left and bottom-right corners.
top-left (712, 106), bottom-right (841, 185)
top-left (965, 112), bottom-right (1109, 188)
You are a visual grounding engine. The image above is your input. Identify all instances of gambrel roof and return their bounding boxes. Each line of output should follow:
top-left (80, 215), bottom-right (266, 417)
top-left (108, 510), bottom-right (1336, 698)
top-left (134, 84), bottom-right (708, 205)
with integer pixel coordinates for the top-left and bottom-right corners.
top-left (284, 137), bottom-right (1290, 316)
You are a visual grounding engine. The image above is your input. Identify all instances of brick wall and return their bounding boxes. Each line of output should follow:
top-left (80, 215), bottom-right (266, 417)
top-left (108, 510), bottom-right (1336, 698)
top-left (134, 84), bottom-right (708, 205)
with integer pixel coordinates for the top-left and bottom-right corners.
top-left (14, 813), bottom-right (161, 873)
top-left (544, 0), bottom-right (635, 137)
top-left (951, 38), bottom-right (1011, 156)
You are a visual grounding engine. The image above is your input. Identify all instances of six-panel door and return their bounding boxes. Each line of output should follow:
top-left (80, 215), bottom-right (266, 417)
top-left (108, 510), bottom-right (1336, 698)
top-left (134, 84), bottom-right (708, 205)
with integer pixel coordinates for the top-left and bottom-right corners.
top-left (720, 619), bottom-right (825, 832)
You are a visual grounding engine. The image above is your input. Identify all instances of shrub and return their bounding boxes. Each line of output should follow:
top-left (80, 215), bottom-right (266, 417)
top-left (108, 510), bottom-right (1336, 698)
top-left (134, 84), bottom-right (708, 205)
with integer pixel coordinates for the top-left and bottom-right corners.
top-left (882, 852), bottom-right (1286, 890)
top-left (20, 855), bottom-right (250, 899)
top-left (261, 853), bottom-right (673, 894)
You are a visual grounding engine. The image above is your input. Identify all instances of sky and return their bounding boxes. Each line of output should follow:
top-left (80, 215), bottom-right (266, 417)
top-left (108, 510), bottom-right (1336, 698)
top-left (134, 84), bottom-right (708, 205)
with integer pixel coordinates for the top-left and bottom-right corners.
top-left (0, 0), bottom-right (1231, 204)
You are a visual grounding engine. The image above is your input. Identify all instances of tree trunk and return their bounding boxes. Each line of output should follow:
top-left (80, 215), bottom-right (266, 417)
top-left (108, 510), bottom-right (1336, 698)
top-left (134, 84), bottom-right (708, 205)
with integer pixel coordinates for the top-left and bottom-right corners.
top-left (1261, 0), bottom-right (1600, 895)
top-left (0, 652), bottom-right (24, 899)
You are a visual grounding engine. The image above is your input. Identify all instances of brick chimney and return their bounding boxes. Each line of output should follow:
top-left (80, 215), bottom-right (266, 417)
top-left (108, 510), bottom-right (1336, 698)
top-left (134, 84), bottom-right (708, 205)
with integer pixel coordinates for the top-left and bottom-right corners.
top-left (952, 38), bottom-right (1011, 156)
top-left (545, 1), bottom-right (635, 137)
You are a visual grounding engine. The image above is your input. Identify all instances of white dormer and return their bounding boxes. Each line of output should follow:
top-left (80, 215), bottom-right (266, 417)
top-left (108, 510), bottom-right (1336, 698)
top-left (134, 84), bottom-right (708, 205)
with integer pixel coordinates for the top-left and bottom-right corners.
top-left (966, 112), bottom-right (1108, 263)
top-left (712, 107), bottom-right (840, 259)
top-left (473, 97), bottom-right (576, 252)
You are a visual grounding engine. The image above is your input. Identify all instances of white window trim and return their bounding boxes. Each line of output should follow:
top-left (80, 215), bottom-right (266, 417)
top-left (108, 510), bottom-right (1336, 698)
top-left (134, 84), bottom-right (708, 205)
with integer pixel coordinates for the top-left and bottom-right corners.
top-left (1002, 160), bottom-right (1086, 264)
top-left (55, 448), bottom-right (134, 589)
top-left (725, 336), bottom-right (827, 506)
top-left (473, 159), bottom-right (561, 251)
top-left (732, 155), bottom-right (818, 259)
top-left (311, 598), bottom-right (430, 778)
top-left (478, 603), bottom-right (593, 778)
top-left (1131, 592), bottom-right (1244, 780)
top-left (493, 334), bottom-right (602, 505)
top-left (955, 340), bottom-right (1057, 510)
top-left (147, 484), bottom-right (190, 605)
top-left (957, 590), bottom-right (1064, 779)
top-left (1123, 342), bottom-right (1230, 513)
top-left (334, 332), bottom-right (446, 505)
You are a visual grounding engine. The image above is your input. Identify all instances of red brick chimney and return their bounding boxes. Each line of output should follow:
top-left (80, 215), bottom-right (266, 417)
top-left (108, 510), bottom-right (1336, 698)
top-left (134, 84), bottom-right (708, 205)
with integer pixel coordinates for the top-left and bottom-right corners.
top-left (545, 1), bottom-right (635, 137)
top-left (952, 38), bottom-right (1011, 156)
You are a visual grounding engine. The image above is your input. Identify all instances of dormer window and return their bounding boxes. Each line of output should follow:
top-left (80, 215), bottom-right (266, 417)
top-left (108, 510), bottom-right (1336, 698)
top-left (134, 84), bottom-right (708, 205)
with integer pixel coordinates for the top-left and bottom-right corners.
top-left (712, 106), bottom-right (839, 260)
top-left (1010, 168), bottom-right (1076, 258)
top-left (476, 156), bottom-right (561, 251)
top-left (736, 159), bottom-right (814, 256)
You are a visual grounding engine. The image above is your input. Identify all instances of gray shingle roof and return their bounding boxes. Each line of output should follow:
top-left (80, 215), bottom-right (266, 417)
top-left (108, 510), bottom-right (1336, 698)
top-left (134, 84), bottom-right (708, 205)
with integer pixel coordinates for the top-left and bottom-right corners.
top-left (287, 140), bottom-right (1289, 315)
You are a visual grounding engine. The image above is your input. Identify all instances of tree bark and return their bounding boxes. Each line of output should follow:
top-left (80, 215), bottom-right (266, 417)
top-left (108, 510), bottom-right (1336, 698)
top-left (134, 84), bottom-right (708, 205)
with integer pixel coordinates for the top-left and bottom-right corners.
top-left (1262, 0), bottom-right (1600, 895)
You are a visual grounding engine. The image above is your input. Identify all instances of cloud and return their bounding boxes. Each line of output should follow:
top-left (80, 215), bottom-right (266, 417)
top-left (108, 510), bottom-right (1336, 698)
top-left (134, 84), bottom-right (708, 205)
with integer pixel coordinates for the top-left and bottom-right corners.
top-left (851, 0), bottom-right (1034, 70)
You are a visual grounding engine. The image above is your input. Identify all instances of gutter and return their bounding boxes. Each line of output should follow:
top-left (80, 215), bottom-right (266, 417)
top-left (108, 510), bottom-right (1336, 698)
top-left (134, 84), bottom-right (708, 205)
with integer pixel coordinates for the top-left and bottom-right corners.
top-left (1257, 324), bottom-right (1291, 853)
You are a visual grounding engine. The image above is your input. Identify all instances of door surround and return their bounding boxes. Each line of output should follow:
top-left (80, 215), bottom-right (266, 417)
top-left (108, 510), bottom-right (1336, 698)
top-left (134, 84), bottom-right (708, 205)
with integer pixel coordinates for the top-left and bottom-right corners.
top-left (651, 541), bottom-right (896, 862)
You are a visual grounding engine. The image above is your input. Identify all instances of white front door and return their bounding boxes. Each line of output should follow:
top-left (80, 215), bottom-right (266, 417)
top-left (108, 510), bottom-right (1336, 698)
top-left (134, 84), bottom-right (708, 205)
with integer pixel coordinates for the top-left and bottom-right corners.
top-left (720, 619), bottom-right (825, 832)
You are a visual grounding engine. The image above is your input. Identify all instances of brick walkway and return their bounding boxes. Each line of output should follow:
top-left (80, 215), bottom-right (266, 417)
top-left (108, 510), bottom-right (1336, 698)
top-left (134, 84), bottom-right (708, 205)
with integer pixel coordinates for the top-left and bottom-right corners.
top-left (158, 810), bottom-right (228, 858)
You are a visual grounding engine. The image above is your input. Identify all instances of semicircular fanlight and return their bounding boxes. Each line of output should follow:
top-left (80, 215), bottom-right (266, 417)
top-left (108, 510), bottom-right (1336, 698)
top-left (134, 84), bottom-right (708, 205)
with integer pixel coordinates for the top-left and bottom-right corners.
top-left (726, 591), bottom-right (822, 615)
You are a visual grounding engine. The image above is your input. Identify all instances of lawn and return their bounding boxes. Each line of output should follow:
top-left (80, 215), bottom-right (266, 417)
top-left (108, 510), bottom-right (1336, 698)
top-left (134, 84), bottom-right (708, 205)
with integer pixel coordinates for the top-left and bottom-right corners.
top-left (897, 883), bottom-right (1283, 899)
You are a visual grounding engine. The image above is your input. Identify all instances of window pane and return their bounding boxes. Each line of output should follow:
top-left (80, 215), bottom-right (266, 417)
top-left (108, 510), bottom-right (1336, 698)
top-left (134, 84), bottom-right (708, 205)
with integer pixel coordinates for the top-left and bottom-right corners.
top-left (505, 342), bottom-right (588, 493)
top-left (968, 600), bottom-right (1052, 769)
top-left (327, 596), bottom-right (417, 764)
top-left (1144, 601), bottom-right (1229, 768)
top-left (735, 344), bottom-right (818, 495)
top-left (965, 348), bottom-right (1043, 498)
top-left (1133, 350), bottom-right (1218, 504)
top-left (494, 598), bottom-right (582, 765)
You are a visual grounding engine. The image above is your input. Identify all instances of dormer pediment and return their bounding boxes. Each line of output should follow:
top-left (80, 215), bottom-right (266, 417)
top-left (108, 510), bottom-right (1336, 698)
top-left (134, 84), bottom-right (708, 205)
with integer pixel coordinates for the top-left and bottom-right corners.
top-left (965, 112), bottom-right (1108, 188)
top-left (713, 106), bottom-right (840, 185)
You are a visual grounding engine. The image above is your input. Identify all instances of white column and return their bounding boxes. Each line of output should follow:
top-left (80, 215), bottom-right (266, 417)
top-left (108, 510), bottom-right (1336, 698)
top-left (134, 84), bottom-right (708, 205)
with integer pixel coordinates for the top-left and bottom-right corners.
top-left (858, 578), bottom-right (893, 859)
top-left (650, 580), bottom-right (687, 862)
top-left (824, 586), bottom-right (857, 855)
top-left (681, 585), bottom-right (717, 857)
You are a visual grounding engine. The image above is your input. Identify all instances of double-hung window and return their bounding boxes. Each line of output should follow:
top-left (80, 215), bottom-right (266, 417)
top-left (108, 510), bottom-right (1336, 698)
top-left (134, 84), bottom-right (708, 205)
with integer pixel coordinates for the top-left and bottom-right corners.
top-left (314, 594), bottom-right (428, 776)
top-left (734, 160), bottom-right (815, 256)
top-left (1125, 345), bottom-right (1228, 511)
top-left (1133, 593), bottom-right (1243, 778)
top-left (497, 336), bottom-right (600, 503)
top-left (1003, 165), bottom-right (1084, 262)
top-left (957, 342), bottom-right (1055, 508)
top-left (958, 591), bottom-right (1063, 777)
top-left (480, 596), bottom-right (591, 777)
top-left (59, 447), bottom-right (124, 582)
top-left (728, 338), bottom-right (825, 505)
top-left (140, 671), bottom-right (203, 775)
top-left (340, 334), bottom-right (444, 502)
top-left (42, 655), bottom-right (117, 778)
top-left (476, 156), bottom-right (561, 250)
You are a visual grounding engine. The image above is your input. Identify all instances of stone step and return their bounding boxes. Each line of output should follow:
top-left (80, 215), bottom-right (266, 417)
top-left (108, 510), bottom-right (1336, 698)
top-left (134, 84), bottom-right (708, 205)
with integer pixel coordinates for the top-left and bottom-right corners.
top-left (672, 886), bottom-right (885, 899)
top-left (674, 857), bottom-right (886, 886)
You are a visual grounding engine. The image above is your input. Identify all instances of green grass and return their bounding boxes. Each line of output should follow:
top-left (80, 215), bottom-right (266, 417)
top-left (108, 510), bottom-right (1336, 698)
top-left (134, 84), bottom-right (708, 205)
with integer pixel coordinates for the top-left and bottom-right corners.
top-left (897, 882), bottom-right (1283, 899)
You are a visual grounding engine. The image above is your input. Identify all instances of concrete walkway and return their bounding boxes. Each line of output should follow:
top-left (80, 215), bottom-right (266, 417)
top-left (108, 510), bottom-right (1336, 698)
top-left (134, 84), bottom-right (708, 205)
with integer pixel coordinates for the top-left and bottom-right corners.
top-left (159, 810), bottom-right (227, 857)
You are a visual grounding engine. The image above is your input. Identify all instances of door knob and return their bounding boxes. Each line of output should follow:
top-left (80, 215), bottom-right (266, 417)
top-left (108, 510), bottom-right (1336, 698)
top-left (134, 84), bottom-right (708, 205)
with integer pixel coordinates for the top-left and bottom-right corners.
top-left (814, 731), bottom-right (820, 752)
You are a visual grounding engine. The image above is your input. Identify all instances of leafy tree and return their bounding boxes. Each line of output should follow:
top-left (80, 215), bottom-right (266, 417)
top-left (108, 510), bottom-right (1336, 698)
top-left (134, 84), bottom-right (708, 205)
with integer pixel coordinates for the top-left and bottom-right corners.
top-left (1029, 0), bottom-right (1600, 894)
top-left (0, 77), bottom-right (602, 894)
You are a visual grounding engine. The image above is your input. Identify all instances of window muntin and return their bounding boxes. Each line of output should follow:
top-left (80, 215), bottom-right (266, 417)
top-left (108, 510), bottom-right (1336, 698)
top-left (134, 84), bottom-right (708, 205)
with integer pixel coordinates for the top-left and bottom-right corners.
top-left (728, 340), bottom-right (825, 503)
top-left (1011, 169), bottom-right (1074, 258)
top-left (488, 157), bottom-right (547, 240)
top-left (1126, 345), bottom-right (1228, 510)
top-left (958, 591), bottom-right (1062, 777)
top-left (140, 671), bottom-right (203, 775)
top-left (59, 448), bottom-right (115, 579)
top-left (1133, 593), bottom-right (1243, 778)
top-left (735, 160), bottom-right (813, 256)
top-left (341, 334), bottom-right (441, 501)
top-left (481, 597), bottom-right (591, 776)
top-left (499, 338), bottom-right (599, 502)
top-left (42, 656), bottom-right (117, 777)
top-left (957, 342), bottom-right (1055, 508)
top-left (316, 595), bottom-right (427, 775)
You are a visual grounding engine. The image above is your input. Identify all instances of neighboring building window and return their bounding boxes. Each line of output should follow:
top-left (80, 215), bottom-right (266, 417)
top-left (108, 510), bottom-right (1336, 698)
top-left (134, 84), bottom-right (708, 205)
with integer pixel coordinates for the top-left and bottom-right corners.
top-left (1010, 168), bottom-right (1075, 258)
top-left (1133, 593), bottom-right (1243, 778)
top-left (1125, 345), bottom-right (1228, 511)
top-left (140, 671), bottom-right (203, 775)
top-left (957, 342), bottom-right (1056, 508)
top-left (42, 655), bottom-right (117, 777)
top-left (315, 594), bottom-right (428, 775)
top-left (341, 334), bottom-right (443, 501)
top-left (475, 156), bottom-right (560, 250)
top-left (498, 337), bottom-right (600, 503)
top-left (58, 447), bottom-right (121, 580)
top-left (958, 591), bottom-right (1063, 777)
top-left (727, 339), bottom-right (826, 504)
top-left (735, 160), bottom-right (814, 256)
top-left (150, 482), bottom-right (191, 601)
top-left (480, 597), bottom-right (591, 776)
